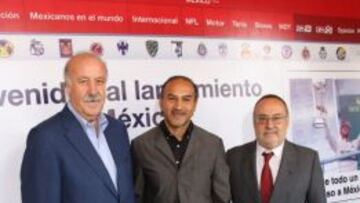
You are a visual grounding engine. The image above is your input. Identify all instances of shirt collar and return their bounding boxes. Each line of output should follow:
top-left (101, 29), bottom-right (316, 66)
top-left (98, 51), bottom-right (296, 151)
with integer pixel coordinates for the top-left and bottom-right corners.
top-left (67, 102), bottom-right (108, 130)
top-left (159, 120), bottom-right (194, 141)
top-left (256, 140), bottom-right (285, 158)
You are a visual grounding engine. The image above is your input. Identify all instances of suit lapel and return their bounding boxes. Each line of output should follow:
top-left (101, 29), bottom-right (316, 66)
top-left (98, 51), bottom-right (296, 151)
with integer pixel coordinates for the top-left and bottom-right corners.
top-left (154, 128), bottom-right (176, 167)
top-left (270, 141), bottom-right (295, 203)
top-left (243, 142), bottom-right (261, 203)
top-left (104, 120), bottom-right (124, 198)
top-left (181, 126), bottom-right (200, 165)
top-left (60, 106), bottom-right (118, 197)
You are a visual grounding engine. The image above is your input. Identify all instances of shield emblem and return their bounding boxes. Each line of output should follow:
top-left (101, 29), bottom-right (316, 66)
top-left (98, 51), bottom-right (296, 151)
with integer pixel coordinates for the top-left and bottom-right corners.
top-left (146, 40), bottom-right (158, 57)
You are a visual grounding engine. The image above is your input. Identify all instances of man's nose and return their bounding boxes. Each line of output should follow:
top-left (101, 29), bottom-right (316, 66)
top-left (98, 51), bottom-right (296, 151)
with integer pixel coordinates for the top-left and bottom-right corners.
top-left (88, 81), bottom-right (98, 94)
top-left (174, 99), bottom-right (183, 110)
top-left (265, 118), bottom-right (275, 128)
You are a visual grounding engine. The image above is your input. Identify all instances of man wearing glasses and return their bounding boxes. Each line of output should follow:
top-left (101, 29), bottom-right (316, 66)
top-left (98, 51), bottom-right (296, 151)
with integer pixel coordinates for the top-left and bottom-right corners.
top-left (226, 94), bottom-right (326, 203)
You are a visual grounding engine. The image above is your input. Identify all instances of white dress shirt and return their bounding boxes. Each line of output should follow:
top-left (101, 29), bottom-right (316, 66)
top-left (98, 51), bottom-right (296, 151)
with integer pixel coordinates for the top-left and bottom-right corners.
top-left (256, 141), bottom-right (285, 189)
top-left (68, 103), bottom-right (118, 191)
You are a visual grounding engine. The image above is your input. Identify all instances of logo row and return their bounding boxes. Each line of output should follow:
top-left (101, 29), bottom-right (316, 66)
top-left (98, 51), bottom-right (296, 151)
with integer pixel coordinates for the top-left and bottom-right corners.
top-left (0, 38), bottom-right (348, 61)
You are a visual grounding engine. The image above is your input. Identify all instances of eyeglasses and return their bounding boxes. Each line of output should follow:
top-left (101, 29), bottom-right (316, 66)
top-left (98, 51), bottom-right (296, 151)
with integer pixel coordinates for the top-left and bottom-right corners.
top-left (254, 115), bottom-right (288, 124)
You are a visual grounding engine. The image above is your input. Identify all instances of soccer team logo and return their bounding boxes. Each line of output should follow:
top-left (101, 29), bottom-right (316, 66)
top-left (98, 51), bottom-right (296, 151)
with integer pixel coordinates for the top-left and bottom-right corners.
top-left (318, 46), bottom-right (327, 60)
top-left (336, 47), bottom-right (346, 61)
top-left (0, 39), bottom-right (14, 58)
top-left (218, 43), bottom-right (228, 57)
top-left (240, 43), bottom-right (251, 59)
top-left (117, 41), bottom-right (129, 56)
top-left (281, 45), bottom-right (292, 59)
top-left (171, 40), bottom-right (183, 58)
top-left (146, 40), bottom-right (158, 58)
top-left (302, 46), bottom-right (310, 60)
top-left (197, 42), bottom-right (207, 57)
top-left (30, 39), bottom-right (44, 56)
top-left (59, 39), bottom-right (73, 57)
top-left (90, 42), bottom-right (104, 56)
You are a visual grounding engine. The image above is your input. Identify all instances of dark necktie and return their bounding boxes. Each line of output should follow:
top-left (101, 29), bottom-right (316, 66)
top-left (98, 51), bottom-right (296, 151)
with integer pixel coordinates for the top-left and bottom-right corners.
top-left (261, 152), bottom-right (274, 203)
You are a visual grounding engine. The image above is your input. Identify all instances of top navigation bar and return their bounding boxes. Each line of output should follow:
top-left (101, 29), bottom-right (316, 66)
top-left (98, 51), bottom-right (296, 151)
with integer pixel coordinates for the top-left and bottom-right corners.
top-left (1, 1), bottom-right (360, 42)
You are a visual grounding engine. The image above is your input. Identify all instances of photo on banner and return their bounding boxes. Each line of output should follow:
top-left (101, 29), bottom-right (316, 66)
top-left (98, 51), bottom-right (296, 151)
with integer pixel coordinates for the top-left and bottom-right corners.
top-left (289, 77), bottom-right (360, 203)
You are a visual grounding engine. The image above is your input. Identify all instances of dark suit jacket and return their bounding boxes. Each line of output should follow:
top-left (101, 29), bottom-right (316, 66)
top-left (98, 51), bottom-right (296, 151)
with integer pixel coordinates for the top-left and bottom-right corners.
top-left (21, 105), bottom-right (135, 203)
top-left (131, 125), bottom-right (231, 203)
top-left (226, 140), bottom-right (326, 203)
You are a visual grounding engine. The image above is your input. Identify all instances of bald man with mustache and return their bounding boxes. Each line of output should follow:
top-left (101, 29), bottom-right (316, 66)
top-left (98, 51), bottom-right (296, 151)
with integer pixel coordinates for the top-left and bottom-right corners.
top-left (21, 52), bottom-right (135, 203)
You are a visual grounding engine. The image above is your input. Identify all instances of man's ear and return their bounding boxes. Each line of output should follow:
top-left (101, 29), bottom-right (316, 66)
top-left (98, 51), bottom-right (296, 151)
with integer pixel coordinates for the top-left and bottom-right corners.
top-left (64, 82), bottom-right (70, 101)
top-left (193, 99), bottom-right (198, 109)
top-left (159, 98), bottom-right (163, 111)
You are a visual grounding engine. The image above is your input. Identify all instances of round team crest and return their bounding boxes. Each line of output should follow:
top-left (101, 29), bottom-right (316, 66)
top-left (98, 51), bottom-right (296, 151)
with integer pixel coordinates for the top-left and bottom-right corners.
top-left (0, 39), bottom-right (14, 58)
top-left (336, 47), bottom-right (346, 61)
top-left (90, 42), bottom-right (104, 56)
top-left (281, 45), bottom-right (292, 59)
top-left (197, 42), bottom-right (207, 57)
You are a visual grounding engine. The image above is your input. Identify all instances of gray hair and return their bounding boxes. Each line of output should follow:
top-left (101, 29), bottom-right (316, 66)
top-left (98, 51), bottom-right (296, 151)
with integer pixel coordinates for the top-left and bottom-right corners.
top-left (63, 52), bottom-right (107, 85)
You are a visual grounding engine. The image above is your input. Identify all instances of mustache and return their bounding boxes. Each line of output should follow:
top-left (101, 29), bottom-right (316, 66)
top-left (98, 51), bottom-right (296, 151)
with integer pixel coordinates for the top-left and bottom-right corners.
top-left (83, 94), bottom-right (102, 103)
top-left (264, 129), bottom-right (278, 134)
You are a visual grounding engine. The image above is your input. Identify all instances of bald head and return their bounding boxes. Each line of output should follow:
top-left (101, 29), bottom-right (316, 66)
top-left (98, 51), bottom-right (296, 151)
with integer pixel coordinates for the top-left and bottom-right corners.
top-left (253, 94), bottom-right (289, 149)
top-left (64, 52), bottom-right (108, 122)
top-left (64, 52), bottom-right (107, 85)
